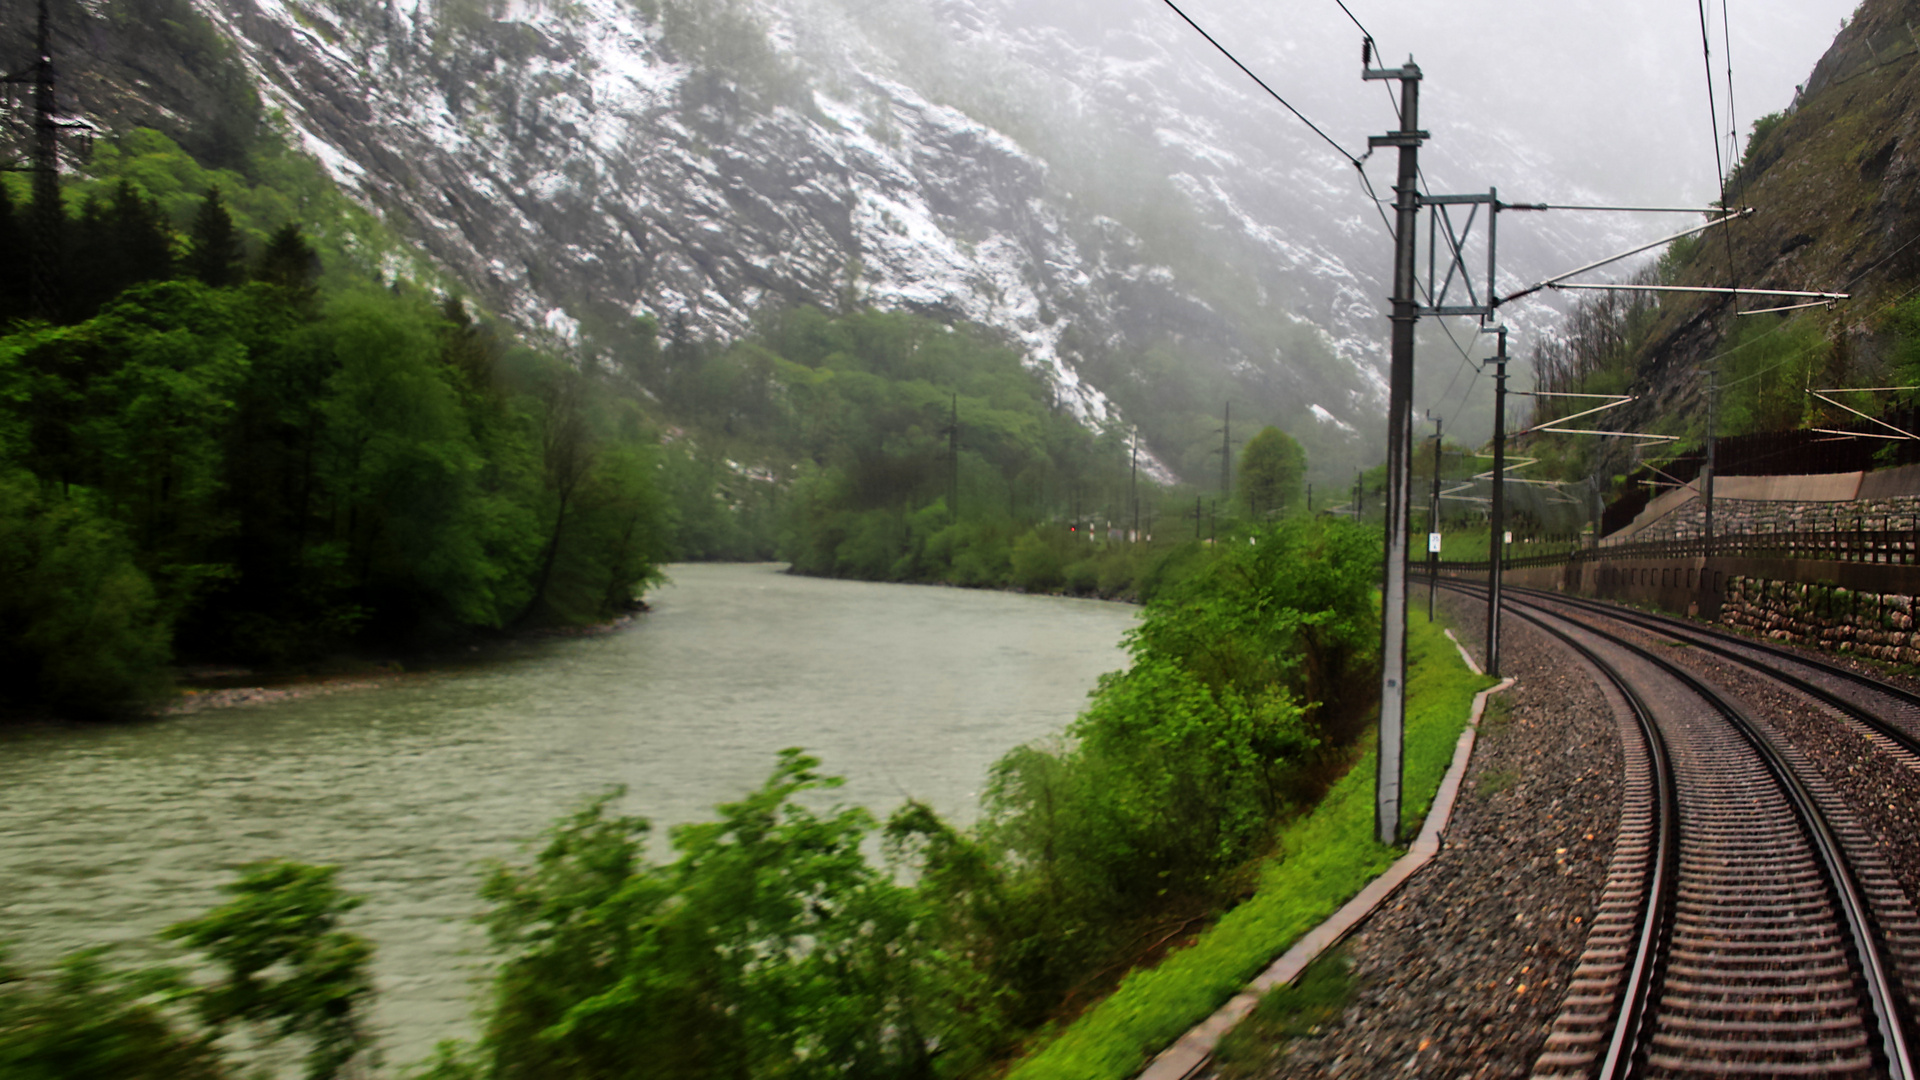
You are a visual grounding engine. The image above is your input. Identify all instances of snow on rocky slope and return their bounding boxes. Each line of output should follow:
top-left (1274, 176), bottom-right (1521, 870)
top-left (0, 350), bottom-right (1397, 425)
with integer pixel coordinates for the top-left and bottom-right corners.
top-left (53, 0), bottom-right (1652, 472)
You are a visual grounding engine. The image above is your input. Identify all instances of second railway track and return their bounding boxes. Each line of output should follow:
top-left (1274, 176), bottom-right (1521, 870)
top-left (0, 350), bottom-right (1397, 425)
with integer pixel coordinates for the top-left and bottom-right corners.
top-left (1434, 582), bottom-right (1920, 1078)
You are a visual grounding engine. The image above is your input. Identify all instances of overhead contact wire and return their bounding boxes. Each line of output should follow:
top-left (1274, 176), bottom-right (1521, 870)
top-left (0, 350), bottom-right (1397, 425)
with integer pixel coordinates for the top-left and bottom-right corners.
top-left (1156, 0), bottom-right (1362, 166)
top-left (1157, 0), bottom-right (1399, 241)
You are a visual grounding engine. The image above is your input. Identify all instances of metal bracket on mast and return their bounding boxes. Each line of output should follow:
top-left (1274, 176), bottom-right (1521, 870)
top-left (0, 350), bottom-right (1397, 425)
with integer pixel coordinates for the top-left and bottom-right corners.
top-left (1516, 393), bottom-right (1679, 442)
top-left (1806, 386), bottom-right (1920, 440)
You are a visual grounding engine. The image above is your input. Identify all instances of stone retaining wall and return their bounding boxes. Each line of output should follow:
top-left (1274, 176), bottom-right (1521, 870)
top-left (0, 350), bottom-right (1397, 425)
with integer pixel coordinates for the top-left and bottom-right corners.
top-left (1720, 575), bottom-right (1920, 663)
top-left (1634, 497), bottom-right (1920, 542)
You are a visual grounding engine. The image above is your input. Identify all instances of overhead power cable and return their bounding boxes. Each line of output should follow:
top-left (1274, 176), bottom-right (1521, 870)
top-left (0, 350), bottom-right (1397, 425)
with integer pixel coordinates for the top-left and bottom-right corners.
top-left (1721, 0), bottom-right (1738, 178)
top-left (1330, 0), bottom-right (1370, 37)
top-left (1156, 0), bottom-right (1361, 166)
top-left (1694, 2), bottom-right (1730, 204)
top-left (1156, 0), bottom-right (1401, 241)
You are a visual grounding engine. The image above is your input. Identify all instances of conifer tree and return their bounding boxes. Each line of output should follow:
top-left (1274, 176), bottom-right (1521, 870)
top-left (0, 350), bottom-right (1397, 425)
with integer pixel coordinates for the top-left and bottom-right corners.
top-left (68, 194), bottom-right (115, 318)
top-left (0, 184), bottom-right (24, 320)
top-left (255, 221), bottom-right (319, 299)
top-left (112, 179), bottom-right (175, 286)
top-left (186, 185), bottom-right (244, 287)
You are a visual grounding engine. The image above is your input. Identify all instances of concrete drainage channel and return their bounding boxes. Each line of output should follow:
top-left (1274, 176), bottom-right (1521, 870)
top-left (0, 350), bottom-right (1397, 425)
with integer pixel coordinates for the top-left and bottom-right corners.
top-left (1139, 630), bottom-right (1513, 1079)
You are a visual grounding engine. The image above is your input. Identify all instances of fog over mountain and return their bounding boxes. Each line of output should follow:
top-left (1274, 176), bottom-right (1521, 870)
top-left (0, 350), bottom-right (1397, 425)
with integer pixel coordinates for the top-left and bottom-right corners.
top-left (18, 0), bottom-right (1860, 477)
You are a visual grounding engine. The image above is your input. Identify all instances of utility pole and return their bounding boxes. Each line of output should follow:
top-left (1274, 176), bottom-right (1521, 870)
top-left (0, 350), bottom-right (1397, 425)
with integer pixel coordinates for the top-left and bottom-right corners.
top-left (1129, 429), bottom-right (1140, 542)
top-left (1364, 54), bottom-right (1424, 846)
top-left (946, 393), bottom-right (959, 523)
top-left (1307, 483), bottom-right (1313, 514)
top-left (1193, 495), bottom-right (1203, 540)
top-left (1703, 364), bottom-right (1717, 550)
top-left (1427, 412), bottom-right (1442, 620)
top-left (4, 0), bottom-right (65, 319)
top-left (1219, 402), bottom-right (1233, 511)
top-left (1486, 326), bottom-right (1509, 679)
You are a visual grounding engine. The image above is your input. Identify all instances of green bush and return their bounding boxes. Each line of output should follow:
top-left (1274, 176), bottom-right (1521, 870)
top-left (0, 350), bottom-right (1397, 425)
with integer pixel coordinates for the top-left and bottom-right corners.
top-left (164, 862), bottom-right (376, 1080)
top-left (0, 948), bottom-right (228, 1080)
top-left (0, 470), bottom-right (171, 715)
top-left (0, 861), bottom-right (376, 1080)
top-left (1010, 528), bottom-right (1068, 592)
top-left (1004, 612), bottom-right (1491, 1080)
top-left (465, 752), bottom-right (1004, 1080)
top-left (892, 519), bottom-right (1379, 1027)
top-left (1064, 557), bottom-right (1099, 595)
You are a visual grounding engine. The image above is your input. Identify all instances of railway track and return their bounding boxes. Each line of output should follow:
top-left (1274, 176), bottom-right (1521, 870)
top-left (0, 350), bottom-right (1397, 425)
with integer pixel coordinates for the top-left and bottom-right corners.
top-left (1433, 582), bottom-right (1920, 1078)
top-left (1501, 584), bottom-right (1920, 772)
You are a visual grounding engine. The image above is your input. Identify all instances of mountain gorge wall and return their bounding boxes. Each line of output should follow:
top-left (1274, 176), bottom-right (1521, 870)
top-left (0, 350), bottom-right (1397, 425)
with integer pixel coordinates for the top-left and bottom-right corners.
top-left (7, 0), bottom-right (1678, 479)
top-left (1609, 0), bottom-right (1920, 452)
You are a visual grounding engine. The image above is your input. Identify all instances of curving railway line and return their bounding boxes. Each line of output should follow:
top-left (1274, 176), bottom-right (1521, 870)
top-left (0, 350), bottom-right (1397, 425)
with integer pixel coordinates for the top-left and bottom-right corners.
top-left (1433, 581), bottom-right (1920, 1079)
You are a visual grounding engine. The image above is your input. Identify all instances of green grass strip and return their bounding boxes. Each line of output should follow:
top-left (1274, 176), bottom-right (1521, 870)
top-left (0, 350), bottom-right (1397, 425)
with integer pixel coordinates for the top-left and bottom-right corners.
top-left (1004, 610), bottom-right (1495, 1080)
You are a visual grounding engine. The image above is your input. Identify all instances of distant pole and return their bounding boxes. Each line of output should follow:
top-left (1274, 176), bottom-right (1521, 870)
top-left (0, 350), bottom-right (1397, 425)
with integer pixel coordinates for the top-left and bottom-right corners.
top-left (1703, 363), bottom-right (1717, 551)
top-left (1308, 483), bottom-right (1314, 513)
top-left (1428, 413), bottom-right (1442, 620)
top-left (1130, 429), bottom-right (1140, 541)
top-left (1367, 53), bottom-right (1424, 846)
top-left (1220, 402), bottom-right (1232, 509)
top-left (1590, 475), bottom-right (1603, 552)
top-left (1486, 327), bottom-right (1509, 679)
top-left (1194, 495), bottom-right (1203, 540)
top-left (947, 393), bottom-right (959, 522)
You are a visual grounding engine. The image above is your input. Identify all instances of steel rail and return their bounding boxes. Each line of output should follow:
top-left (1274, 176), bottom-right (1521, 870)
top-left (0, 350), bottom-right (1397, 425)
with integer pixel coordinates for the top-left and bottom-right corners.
top-left (1494, 599), bottom-right (1677, 1079)
top-left (1440, 579), bottom-right (1916, 1077)
top-left (1499, 584), bottom-right (1920, 762)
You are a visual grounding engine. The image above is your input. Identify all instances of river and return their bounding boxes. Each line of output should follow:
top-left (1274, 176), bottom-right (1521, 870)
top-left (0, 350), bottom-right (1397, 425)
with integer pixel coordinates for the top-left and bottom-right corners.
top-left (0, 563), bottom-right (1135, 1070)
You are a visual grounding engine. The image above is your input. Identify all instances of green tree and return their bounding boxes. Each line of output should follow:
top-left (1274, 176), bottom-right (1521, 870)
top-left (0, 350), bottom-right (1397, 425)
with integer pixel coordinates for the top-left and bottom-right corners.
top-left (0, 468), bottom-right (172, 715)
top-left (0, 948), bottom-right (229, 1080)
top-left (471, 754), bottom-right (1002, 1080)
top-left (164, 862), bottom-right (376, 1080)
top-left (316, 287), bottom-right (497, 637)
top-left (185, 185), bottom-right (245, 288)
top-left (255, 222), bottom-right (321, 300)
top-left (1238, 425), bottom-right (1306, 520)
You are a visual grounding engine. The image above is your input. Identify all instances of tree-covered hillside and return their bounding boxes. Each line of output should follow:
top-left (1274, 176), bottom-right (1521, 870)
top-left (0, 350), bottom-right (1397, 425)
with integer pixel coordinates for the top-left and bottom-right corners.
top-left (1511, 0), bottom-right (1920, 511)
top-left (0, 130), bottom-right (672, 716)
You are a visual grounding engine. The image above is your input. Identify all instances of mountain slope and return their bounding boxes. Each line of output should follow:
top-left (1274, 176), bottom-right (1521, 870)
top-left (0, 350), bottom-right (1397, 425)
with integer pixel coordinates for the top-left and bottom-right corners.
top-left (1569, 0), bottom-right (1920, 467)
top-left (9, 0), bottom-right (1672, 482)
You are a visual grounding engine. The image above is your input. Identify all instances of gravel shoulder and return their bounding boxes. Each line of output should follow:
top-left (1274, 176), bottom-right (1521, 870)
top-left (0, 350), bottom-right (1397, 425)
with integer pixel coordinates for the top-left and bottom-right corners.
top-left (1223, 593), bottom-right (1626, 1079)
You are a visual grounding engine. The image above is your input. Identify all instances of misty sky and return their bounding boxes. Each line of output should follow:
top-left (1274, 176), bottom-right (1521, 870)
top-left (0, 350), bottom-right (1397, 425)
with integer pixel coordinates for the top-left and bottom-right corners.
top-left (1156, 0), bottom-right (1863, 208)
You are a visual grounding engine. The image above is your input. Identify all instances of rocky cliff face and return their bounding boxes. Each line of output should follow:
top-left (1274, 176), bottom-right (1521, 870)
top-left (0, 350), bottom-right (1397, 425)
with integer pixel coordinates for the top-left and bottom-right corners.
top-left (1594, 0), bottom-right (1920, 461)
top-left (8, 0), bottom-right (1656, 476)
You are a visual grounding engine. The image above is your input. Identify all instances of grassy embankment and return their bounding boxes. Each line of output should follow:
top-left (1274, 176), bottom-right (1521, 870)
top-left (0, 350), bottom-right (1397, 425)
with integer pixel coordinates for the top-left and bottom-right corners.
top-left (1005, 608), bottom-right (1494, 1080)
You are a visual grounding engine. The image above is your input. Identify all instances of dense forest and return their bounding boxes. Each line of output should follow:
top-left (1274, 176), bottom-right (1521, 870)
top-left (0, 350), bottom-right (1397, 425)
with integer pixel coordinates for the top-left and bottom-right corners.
top-left (632, 301), bottom-right (1308, 592)
top-left (0, 131), bottom-right (672, 715)
top-left (0, 124), bottom-right (1318, 720)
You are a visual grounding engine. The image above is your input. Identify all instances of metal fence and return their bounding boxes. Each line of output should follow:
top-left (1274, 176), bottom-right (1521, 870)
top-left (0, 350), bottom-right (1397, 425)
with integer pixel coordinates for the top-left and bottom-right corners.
top-left (1433, 527), bottom-right (1920, 572)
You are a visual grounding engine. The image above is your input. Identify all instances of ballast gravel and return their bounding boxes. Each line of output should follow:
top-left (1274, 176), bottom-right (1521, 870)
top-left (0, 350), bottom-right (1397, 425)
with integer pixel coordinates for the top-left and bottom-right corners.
top-left (1222, 593), bottom-right (1625, 1080)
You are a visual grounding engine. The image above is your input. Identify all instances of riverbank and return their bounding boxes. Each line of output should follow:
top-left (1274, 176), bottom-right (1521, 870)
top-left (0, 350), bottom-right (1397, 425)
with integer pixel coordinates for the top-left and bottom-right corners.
top-left (156, 611), bottom-right (651, 718)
